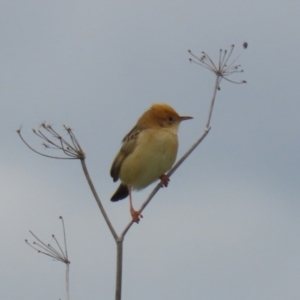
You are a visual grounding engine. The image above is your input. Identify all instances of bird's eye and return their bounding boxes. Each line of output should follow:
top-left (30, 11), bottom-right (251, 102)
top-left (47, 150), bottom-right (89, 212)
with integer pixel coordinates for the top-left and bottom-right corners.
top-left (168, 116), bottom-right (174, 122)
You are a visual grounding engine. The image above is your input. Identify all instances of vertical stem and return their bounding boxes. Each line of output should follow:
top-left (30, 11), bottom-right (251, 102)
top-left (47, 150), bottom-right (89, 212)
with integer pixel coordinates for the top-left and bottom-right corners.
top-left (66, 263), bottom-right (70, 300)
top-left (115, 238), bottom-right (123, 300)
top-left (206, 75), bottom-right (221, 128)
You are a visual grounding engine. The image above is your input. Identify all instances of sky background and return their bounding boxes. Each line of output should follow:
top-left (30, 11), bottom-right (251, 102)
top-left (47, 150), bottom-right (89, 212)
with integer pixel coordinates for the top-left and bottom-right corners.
top-left (1, 1), bottom-right (300, 299)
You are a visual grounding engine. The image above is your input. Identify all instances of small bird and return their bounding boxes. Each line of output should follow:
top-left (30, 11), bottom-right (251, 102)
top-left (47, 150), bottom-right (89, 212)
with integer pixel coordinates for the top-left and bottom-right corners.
top-left (110, 103), bottom-right (192, 223)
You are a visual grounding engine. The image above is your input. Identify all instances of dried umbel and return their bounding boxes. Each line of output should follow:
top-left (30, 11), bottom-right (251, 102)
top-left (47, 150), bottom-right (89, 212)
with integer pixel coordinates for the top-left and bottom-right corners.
top-left (188, 42), bottom-right (247, 89)
top-left (17, 123), bottom-right (85, 159)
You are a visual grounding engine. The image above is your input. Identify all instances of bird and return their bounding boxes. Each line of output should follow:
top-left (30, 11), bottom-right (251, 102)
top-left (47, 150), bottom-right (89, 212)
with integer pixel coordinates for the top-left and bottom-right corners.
top-left (110, 103), bottom-right (192, 223)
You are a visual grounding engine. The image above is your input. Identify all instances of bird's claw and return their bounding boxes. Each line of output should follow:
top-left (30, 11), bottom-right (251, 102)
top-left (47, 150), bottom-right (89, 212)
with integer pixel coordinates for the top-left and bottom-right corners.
top-left (159, 174), bottom-right (170, 187)
top-left (130, 208), bottom-right (143, 223)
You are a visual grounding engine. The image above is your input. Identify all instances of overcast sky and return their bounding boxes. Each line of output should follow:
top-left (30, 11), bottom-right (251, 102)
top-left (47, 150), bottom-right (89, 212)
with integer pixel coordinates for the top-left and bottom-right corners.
top-left (1, 1), bottom-right (300, 299)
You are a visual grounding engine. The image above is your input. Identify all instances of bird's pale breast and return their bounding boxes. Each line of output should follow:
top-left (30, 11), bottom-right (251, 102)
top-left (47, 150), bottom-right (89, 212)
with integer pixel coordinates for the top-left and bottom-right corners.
top-left (119, 128), bottom-right (178, 190)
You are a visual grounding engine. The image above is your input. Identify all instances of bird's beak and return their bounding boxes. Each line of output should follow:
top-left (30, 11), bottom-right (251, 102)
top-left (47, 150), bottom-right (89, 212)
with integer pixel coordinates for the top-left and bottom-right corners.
top-left (179, 116), bottom-right (193, 122)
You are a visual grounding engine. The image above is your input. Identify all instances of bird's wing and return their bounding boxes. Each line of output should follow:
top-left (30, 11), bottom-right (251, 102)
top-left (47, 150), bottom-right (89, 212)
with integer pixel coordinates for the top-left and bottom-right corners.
top-left (110, 126), bottom-right (142, 182)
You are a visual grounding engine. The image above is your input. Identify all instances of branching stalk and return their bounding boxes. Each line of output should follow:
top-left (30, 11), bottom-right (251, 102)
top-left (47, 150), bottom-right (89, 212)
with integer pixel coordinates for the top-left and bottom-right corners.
top-left (20, 43), bottom-right (247, 300)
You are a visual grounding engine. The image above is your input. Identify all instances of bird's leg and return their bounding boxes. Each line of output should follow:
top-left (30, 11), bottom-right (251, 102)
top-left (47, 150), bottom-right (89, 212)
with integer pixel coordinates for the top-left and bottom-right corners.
top-left (129, 186), bottom-right (143, 223)
top-left (159, 174), bottom-right (170, 187)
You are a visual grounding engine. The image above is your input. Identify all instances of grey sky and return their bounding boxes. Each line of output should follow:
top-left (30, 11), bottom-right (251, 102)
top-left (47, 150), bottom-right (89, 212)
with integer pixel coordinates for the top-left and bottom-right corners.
top-left (1, 1), bottom-right (300, 299)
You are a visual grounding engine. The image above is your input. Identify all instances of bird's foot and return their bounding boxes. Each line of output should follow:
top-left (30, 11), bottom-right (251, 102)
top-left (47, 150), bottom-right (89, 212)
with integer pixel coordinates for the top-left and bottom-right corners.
top-left (159, 174), bottom-right (170, 187)
top-left (130, 207), bottom-right (143, 223)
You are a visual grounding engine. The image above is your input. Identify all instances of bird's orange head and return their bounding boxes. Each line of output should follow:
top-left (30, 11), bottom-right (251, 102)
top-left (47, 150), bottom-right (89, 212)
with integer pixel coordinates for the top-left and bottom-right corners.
top-left (137, 103), bottom-right (193, 129)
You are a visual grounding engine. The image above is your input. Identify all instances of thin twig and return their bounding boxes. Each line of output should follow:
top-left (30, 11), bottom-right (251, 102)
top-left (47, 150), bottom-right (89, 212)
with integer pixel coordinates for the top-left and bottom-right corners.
top-left (206, 76), bottom-right (221, 128)
top-left (80, 159), bottom-right (118, 240)
top-left (60, 216), bottom-right (69, 260)
top-left (66, 263), bottom-right (70, 300)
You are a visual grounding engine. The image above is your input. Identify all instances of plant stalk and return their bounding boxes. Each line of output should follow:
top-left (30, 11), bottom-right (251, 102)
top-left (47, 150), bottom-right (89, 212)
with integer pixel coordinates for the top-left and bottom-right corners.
top-left (115, 239), bottom-right (123, 300)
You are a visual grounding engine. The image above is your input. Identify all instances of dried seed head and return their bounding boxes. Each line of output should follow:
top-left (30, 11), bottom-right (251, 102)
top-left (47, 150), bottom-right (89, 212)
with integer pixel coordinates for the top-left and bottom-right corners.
top-left (188, 43), bottom-right (247, 86)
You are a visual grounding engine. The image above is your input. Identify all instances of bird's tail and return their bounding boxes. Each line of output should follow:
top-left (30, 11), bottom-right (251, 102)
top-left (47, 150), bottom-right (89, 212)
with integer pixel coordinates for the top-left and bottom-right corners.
top-left (111, 184), bottom-right (129, 201)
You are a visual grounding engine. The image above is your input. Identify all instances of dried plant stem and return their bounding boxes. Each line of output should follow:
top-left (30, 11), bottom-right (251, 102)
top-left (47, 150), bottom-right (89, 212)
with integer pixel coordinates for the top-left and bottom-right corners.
top-left (115, 239), bottom-right (123, 300)
top-left (207, 76), bottom-right (221, 128)
top-left (66, 263), bottom-right (70, 300)
top-left (80, 159), bottom-right (118, 240)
